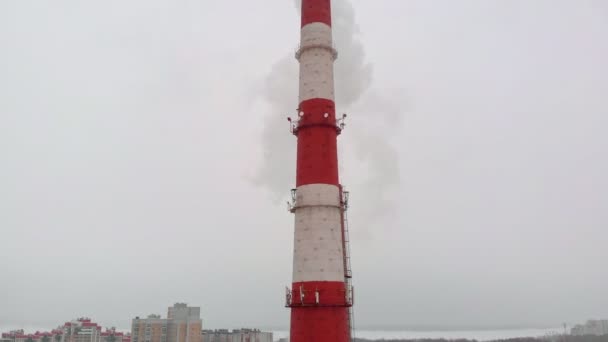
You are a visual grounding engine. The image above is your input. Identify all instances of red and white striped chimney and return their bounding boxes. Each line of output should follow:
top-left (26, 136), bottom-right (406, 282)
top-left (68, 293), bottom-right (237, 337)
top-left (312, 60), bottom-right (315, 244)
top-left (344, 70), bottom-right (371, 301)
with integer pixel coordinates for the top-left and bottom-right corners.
top-left (286, 1), bottom-right (353, 341)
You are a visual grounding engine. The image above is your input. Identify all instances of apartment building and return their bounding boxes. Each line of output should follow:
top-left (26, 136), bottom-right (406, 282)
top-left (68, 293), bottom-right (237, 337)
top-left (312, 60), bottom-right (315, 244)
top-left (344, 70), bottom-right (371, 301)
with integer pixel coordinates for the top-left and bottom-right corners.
top-left (132, 304), bottom-right (201, 342)
top-left (100, 328), bottom-right (130, 342)
top-left (2, 319), bottom-right (103, 342)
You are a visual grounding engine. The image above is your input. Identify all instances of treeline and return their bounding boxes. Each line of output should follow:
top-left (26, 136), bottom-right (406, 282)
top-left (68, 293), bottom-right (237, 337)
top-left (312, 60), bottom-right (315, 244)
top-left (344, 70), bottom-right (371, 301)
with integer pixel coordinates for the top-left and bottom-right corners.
top-left (354, 335), bottom-right (608, 342)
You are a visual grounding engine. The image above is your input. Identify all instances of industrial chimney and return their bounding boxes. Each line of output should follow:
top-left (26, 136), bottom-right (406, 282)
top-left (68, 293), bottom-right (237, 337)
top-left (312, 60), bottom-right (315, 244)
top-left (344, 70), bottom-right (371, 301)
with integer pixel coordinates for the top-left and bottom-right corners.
top-left (285, 1), bottom-right (354, 341)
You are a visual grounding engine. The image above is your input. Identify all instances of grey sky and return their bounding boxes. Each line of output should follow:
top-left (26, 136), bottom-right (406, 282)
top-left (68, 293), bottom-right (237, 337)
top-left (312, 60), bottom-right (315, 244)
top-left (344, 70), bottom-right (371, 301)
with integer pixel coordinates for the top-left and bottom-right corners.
top-left (1, 0), bottom-right (607, 331)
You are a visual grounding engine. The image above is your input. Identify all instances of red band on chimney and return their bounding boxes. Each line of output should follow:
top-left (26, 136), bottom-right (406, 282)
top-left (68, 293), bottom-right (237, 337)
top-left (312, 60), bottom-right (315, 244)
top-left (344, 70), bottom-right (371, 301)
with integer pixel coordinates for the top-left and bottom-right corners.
top-left (295, 98), bottom-right (339, 187)
top-left (301, 0), bottom-right (332, 27)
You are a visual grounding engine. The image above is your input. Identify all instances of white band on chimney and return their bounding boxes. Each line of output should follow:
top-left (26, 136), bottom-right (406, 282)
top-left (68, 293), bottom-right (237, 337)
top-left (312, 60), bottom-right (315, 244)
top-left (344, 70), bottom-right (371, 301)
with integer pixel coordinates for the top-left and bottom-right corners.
top-left (298, 23), bottom-right (336, 103)
top-left (295, 184), bottom-right (341, 208)
top-left (292, 184), bottom-right (345, 283)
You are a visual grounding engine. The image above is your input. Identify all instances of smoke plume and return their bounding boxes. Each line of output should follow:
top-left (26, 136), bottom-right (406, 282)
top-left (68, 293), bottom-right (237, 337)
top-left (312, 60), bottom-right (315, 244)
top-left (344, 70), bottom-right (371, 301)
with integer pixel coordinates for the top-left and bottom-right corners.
top-left (254, 53), bottom-right (298, 202)
top-left (255, 0), bottom-right (402, 237)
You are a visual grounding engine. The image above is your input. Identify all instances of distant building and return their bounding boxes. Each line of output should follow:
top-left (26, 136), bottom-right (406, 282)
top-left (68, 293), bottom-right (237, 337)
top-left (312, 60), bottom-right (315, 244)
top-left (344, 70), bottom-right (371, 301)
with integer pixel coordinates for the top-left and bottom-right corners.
top-left (571, 320), bottom-right (608, 336)
top-left (0, 330), bottom-right (34, 342)
top-left (132, 314), bottom-right (168, 342)
top-left (167, 303), bottom-right (202, 342)
top-left (201, 329), bottom-right (272, 342)
top-left (201, 330), bottom-right (230, 342)
top-left (132, 303), bottom-right (201, 342)
top-left (59, 318), bottom-right (103, 342)
top-left (2, 328), bottom-right (66, 342)
top-left (1, 330), bottom-right (25, 342)
top-left (100, 328), bottom-right (129, 342)
top-left (1, 321), bottom-right (127, 342)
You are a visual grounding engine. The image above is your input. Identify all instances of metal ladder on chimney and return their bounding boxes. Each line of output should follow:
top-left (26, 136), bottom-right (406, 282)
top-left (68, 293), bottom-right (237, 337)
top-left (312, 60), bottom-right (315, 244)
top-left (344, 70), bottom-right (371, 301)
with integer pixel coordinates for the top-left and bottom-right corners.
top-left (341, 188), bottom-right (355, 342)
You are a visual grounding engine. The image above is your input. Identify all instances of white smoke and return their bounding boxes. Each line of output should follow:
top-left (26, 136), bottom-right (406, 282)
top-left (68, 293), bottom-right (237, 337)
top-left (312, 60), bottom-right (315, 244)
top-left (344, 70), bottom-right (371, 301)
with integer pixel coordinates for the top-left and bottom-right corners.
top-left (254, 54), bottom-right (298, 202)
top-left (255, 0), bottom-right (403, 236)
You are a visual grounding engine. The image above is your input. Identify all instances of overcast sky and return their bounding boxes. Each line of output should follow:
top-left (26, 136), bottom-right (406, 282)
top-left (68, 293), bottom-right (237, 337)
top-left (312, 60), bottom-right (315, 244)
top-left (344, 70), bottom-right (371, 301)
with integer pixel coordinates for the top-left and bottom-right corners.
top-left (1, 0), bottom-right (607, 332)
